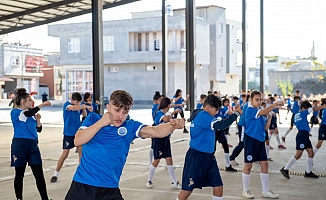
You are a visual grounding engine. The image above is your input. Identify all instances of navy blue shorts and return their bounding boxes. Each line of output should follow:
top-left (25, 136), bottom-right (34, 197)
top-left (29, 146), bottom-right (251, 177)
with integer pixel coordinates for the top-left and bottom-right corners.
top-left (269, 116), bottom-right (277, 130)
top-left (287, 105), bottom-right (291, 111)
top-left (215, 130), bottom-right (227, 143)
top-left (296, 130), bottom-right (312, 150)
top-left (318, 124), bottom-right (326, 140)
top-left (310, 115), bottom-right (319, 125)
top-left (152, 136), bottom-right (172, 159)
top-left (63, 135), bottom-right (75, 149)
top-left (181, 148), bottom-right (223, 191)
top-left (243, 134), bottom-right (267, 163)
top-left (65, 181), bottom-right (123, 200)
top-left (11, 138), bottom-right (42, 167)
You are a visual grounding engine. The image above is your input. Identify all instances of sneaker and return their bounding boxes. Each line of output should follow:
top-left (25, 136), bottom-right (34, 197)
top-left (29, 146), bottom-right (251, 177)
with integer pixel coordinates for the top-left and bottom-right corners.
top-left (227, 132), bottom-right (231, 136)
top-left (281, 136), bottom-right (285, 142)
top-left (171, 181), bottom-right (182, 189)
top-left (50, 176), bottom-right (58, 183)
top-left (225, 165), bottom-right (237, 172)
top-left (278, 144), bottom-right (286, 149)
top-left (268, 157), bottom-right (273, 161)
top-left (270, 146), bottom-right (274, 150)
top-left (309, 133), bottom-right (312, 136)
top-left (228, 143), bottom-right (233, 148)
top-left (279, 122), bottom-right (282, 124)
top-left (280, 167), bottom-right (290, 179)
top-left (230, 160), bottom-right (239, 166)
top-left (262, 189), bottom-right (279, 199)
top-left (183, 128), bottom-right (189, 133)
top-left (146, 181), bottom-right (154, 188)
top-left (242, 190), bottom-right (254, 199)
top-left (304, 171), bottom-right (319, 178)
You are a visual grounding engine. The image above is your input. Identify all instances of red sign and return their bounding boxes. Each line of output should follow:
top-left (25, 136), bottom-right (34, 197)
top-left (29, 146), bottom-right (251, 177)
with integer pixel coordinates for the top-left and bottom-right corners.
top-left (25, 55), bottom-right (44, 73)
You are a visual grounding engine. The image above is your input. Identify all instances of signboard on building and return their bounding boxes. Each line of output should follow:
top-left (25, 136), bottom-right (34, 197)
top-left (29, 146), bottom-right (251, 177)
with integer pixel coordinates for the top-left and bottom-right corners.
top-left (25, 55), bottom-right (44, 73)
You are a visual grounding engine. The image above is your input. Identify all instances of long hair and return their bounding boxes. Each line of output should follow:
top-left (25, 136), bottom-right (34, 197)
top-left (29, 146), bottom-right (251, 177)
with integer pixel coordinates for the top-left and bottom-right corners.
top-left (174, 89), bottom-right (182, 97)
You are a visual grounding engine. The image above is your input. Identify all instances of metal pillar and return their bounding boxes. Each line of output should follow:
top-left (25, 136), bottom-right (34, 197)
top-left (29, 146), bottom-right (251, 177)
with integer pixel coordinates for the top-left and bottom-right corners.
top-left (185, 0), bottom-right (196, 112)
top-left (162, 0), bottom-right (168, 96)
top-left (260, 0), bottom-right (264, 92)
top-left (92, 0), bottom-right (104, 114)
top-left (242, 0), bottom-right (247, 92)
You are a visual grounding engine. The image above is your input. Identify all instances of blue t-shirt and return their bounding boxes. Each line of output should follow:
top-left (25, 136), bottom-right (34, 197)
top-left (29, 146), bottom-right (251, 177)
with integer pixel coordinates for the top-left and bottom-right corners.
top-left (73, 112), bottom-right (145, 188)
top-left (240, 99), bottom-right (244, 107)
top-left (312, 106), bottom-right (318, 116)
top-left (196, 103), bottom-right (203, 109)
top-left (244, 105), bottom-right (268, 142)
top-left (154, 110), bottom-right (166, 126)
top-left (294, 109), bottom-right (312, 132)
top-left (173, 95), bottom-right (184, 111)
top-left (81, 101), bottom-right (98, 116)
top-left (321, 108), bottom-right (326, 125)
top-left (287, 98), bottom-right (292, 106)
top-left (63, 102), bottom-right (82, 136)
top-left (11, 108), bottom-right (38, 139)
top-left (151, 104), bottom-right (159, 118)
top-left (238, 102), bottom-right (249, 127)
top-left (292, 100), bottom-right (300, 114)
top-left (189, 110), bottom-right (217, 153)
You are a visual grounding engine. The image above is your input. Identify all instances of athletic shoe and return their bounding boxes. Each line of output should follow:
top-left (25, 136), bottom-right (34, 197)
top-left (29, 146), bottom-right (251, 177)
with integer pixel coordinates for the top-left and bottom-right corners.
top-left (268, 157), bottom-right (273, 161)
top-left (50, 176), bottom-right (58, 183)
top-left (304, 171), bottom-right (319, 178)
top-left (279, 122), bottom-right (282, 124)
top-left (309, 133), bottom-right (312, 136)
top-left (230, 160), bottom-right (239, 166)
top-left (146, 181), bottom-right (154, 188)
top-left (281, 136), bottom-right (285, 142)
top-left (226, 132), bottom-right (231, 136)
top-left (228, 143), bottom-right (233, 147)
top-left (171, 181), bottom-right (182, 189)
top-left (183, 128), bottom-right (189, 133)
top-left (262, 190), bottom-right (279, 199)
top-left (280, 167), bottom-right (290, 179)
top-left (270, 146), bottom-right (274, 150)
top-left (225, 165), bottom-right (237, 172)
top-left (242, 190), bottom-right (254, 199)
top-left (278, 144), bottom-right (286, 149)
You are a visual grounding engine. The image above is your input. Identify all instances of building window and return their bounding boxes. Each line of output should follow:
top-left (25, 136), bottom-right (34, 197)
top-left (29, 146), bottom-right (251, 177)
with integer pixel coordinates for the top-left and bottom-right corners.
top-left (219, 23), bottom-right (224, 35)
top-left (180, 31), bottom-right (185, 49)
top-left (220, 57), bottom-right (224, 69)
top-left (145, 33), bottom-right (149, 51)
top-left (137, 33), bottom-right (142, 51)
top-left (153, 32), bottom-right (157, 40)
top-left (103, 36), bottom-right (114, 51)
top-left (68, 38), bottom-right (80, 53)
top-left (154, 40), bottom-right (160, 51)
top-left (66, 70), bottom-right (93, 99)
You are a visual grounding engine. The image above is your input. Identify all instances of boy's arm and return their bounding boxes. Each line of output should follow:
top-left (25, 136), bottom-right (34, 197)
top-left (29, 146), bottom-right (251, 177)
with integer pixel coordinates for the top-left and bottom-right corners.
top-left (139, 118), bottom-right (184, 138)
top-left (264, 113), bottom-right (272, 130)
top-left (67, 104), bottom-right (89, 111)
top-left (258, 102), bottom-right (283, 116)
top-left (213, 112), bottom-right (240, 130)
top-left (312, 105), bottom-right (326, 112)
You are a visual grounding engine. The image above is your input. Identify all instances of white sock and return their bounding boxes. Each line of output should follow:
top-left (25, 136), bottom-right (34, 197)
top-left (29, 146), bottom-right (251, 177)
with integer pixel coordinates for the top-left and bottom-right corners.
top-left (224, 153), bottom-right (230, 167)
top-left (149, 148), bottom-right (154, 165)
top-left (54, 171), bottom-right (59, 177)
top-left (284, 129), bottom-right (291, 138)
top-left (260, 173), bottom-right (269, 193)
top-left (284, 157), bottom-right (297, 170)
top-left (241, 128), bottom-right (245, 141)
top-left (167, 165), bottom-right (177, 184)
top-left (306, 158), bottom-right (313, 173)
top-left (147, 164), bottom-right (156, 182)
top-left (268, 134), bottom-right (272, 141)
top-left (313, 147), bottom-right (318, 156)
top-left (242, 173), bottom-right (250, 191)
top-left (213, 196), bottom-right (223, 200)
top-left (176, 198), bottom-right (179, 200)
top-left (266, 145), bottom-right (270, 159)
top-left (275, 134), bottom-right (281, 146)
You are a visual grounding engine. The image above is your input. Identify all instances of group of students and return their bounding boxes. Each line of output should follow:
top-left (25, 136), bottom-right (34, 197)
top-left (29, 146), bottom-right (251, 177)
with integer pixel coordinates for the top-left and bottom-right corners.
top-left (9, 86), bottom-right (326, 200)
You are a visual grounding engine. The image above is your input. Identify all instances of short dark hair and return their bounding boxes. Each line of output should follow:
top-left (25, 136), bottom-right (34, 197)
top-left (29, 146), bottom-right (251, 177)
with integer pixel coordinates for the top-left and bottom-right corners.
top-left (250, 90), bottom-right (261, 99)
top-left (300, 100), bottom-right (312, 110)
top-left (274, 94), bottom-right (278, 97)
top-left (71, 92), bottom-right (82, 101)
top-left (208, 91), bottom-right (213, 95)
top-left (269, 97), bottom-right (275, 102)
top-left (83, 92), bottom-right (92, 102)
top-left (295, 90), bottom-right (300, 93)
top-left (313, 100), bottom-right (318, 103)
top-left (222, 98), bottom-right (230, 105)
top-left (233, 96), bottom-right (239, 100)
top-left (294, 96), bottom-right (301, 101)
top-left (200, 94), bottom-right (207, 100)
top-left (268, 94), bottom-right (272, 97)
top-left (110, 90), bottom-right (134, 111)
top-left (203, 94), bottom-right (222, 109)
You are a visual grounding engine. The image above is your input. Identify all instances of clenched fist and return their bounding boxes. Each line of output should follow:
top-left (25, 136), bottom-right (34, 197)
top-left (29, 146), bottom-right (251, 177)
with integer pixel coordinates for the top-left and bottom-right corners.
top-left (169, 118), bottom-right (185, 129)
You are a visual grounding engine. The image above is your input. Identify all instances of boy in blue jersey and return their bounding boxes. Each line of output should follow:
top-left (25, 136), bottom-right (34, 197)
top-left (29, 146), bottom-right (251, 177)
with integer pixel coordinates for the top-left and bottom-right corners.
top-left (196, 94), bottom-right (207, 109)
top-left (65, 90), bottom-right (185, 200)
top-left (50, 92), bottom-right (93, 183)
top-left (81, 92), bottom-right (99, 122)
top-left (173, 89), bottom-right (190, 133)
top-left (273, 94), bottom-right (282, 124)
top-left (10, 88), bottom-right (52, 200)
top-left (177, 94), bottom-right (241, 200)
top-left (312, 99), bottom-right (326, 164)
top-left (310, 100), bottom-right (319, 134)
top-left (282, 96), bottom-right (301, 142)
top-left (241, 90), bottom-right (283, 199)
top-left (280, 101), bottom-right (326, 179)
top-left (268, 97), bottom-right (286, 149)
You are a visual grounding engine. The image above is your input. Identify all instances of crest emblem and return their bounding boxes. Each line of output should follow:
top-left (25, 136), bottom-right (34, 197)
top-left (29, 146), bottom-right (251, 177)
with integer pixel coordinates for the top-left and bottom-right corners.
top-left (118, 127), bottom-right (127, 136)
top-left (12, 155), bottom-right (17, 163)
top-left (188, 178), bottom-right (194, 187)
top-left (300, 144), bottom-right (305, 149)
top-left (247, 155), bottom-right (253, 161)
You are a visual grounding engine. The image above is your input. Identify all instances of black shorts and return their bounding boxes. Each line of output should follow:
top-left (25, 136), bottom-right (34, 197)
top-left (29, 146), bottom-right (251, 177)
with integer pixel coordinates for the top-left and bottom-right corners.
top-left (63, 135), bottom-right (75, 149)
top-left (291, 114), bottom-right (295, 127)
top-left (181, 148), bottom-right (223, 191)
top-left (65, 181), bottom-right (123, 200)
top-left (265, 130), bottom-right (269, 141)
top-left (152, 136), bottom-right (172, 159)
top-left (318, 124), bottom-right (326, 140)
top-left (269, 116), bottom-right (277, 130)
top-left (173, 110), bottom-right (185, 118)
top-left (310, 115), bottom-right (319, 125)
top-left (243, 134), bottom-right (267, 163)
top-left (287, 105), bottom-right (292, 111)
top-left (11, 138), bottom-right (42, 167)
top-left (296, 130), bottom-right (312, 150)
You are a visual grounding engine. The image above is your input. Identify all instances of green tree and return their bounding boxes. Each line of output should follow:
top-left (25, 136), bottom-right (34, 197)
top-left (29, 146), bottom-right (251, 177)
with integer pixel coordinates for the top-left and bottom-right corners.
top-left (275, 77), bottom-right (287, 96)
top-left (286, 76), bottom-right (293, 95)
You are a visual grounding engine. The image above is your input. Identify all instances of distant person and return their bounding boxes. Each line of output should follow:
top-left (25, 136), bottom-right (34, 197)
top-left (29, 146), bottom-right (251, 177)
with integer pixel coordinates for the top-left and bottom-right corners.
top-left (81, 92), bottom-right (99, 122)
top-left (196, 94), bottom-right (207, 109)
top-left (173, 89), bottom-right (189, 133)
top-left (282, 96), bottom-right (301, 142)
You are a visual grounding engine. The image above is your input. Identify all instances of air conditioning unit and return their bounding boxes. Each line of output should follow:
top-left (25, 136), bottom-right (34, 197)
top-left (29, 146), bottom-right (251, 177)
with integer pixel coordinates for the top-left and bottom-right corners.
top-left (146, 65), bottom-right (157, 71)
top-left (109, 67), bottom-right (118, 73)
top-left (11, 56), bottom-right (20, 68)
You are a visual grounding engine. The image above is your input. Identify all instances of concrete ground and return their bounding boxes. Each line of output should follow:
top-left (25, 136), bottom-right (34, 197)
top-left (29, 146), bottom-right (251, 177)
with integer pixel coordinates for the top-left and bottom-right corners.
top-left (0, 102), bottom-right (325, 200)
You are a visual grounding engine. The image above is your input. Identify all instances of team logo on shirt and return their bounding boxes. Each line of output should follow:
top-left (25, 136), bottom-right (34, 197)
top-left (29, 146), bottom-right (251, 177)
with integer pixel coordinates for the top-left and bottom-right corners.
top-left (66, 141), bottom-right (69, 147)
top-left (159, 151), bottom-right (162, 157)
top-left (300, 144), bottom-right (305, 149)
top-left (12, 155), bottom-right (17, 163)
top-left (322, 134), bottom-right (325, 138)
top-left (188, 178), bottom-right (194, 187)
top-left (118, 127), bottom-right (128, 136)
top-left (247, 155), bottom-right (253, 161)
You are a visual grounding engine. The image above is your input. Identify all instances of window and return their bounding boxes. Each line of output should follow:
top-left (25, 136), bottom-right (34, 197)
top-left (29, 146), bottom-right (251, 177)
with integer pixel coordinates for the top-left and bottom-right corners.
top-left (68, 38), bottom-right (80, 53)
top-left (103, 36), bottom-right (114, 51)
top-left (137, 33), bottom-right (142, 51)
top-left (219, 23), bottom-right (224, 35)
top-left (145, 33), bottom-right (149, 51)
top-left (180, 31), bottom-right (185, 49)
top-left (153, 32), bottom-right (157, 40)
top-left (154, 40), bottom-right (160, 51)
top-left (220, 57), bottom-right (224, 69)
